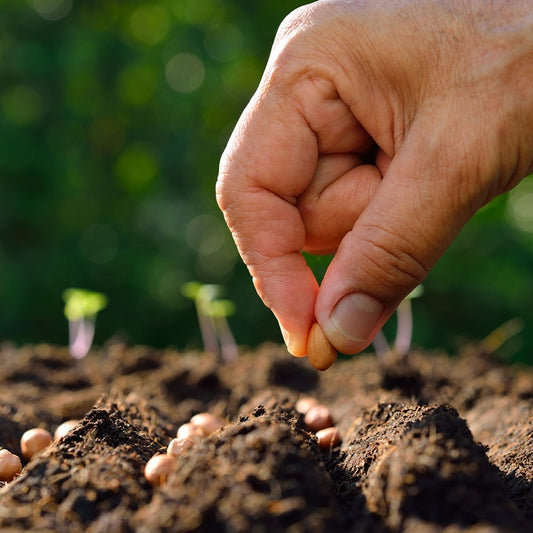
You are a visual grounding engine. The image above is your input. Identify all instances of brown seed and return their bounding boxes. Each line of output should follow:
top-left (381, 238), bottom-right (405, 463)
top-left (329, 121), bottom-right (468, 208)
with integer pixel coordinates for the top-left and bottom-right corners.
top-left (167, 438), bottom-right (187, 457)
top-left (20, 428), bottom-right (53, 460)
top-left (176, 422), bottom-right (204, 442)
top-left (307, 322), bottom-right (337, 371)
top-left (144, 453), bottom-right (176, 486)
top-left (316, 427), bottom-right (341, 450)
top-left (190, 413), bottom-right (223, 436)
top-left (295, 397), bottom-right (319, 415)
top-left (0, 449), bottom-right (22, 482)
top-left (304, 404), bottom-right (333, 433)
top-left (167, 437), bottom-right (194, 457)
top-left (54, 420), bottom-right (80, 441)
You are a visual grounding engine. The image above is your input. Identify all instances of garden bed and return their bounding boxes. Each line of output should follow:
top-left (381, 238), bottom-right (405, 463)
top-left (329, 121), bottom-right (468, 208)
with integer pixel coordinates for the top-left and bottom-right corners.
top-left (0, 341), bottom-right (532, 532)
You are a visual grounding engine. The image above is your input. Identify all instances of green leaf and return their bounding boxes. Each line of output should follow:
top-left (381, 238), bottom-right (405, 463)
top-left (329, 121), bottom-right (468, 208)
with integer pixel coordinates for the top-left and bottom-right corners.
top-left (63, 288), bottom-right (108, 321)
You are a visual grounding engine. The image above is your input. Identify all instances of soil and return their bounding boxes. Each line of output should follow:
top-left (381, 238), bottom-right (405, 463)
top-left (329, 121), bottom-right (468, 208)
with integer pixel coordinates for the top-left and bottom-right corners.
top-left (0, 340), bottom-right (532, 532)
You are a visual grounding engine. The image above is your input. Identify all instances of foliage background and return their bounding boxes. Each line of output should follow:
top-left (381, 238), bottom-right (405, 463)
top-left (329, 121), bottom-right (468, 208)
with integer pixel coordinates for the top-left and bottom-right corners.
top-left (1, 0), bottom-right (532, 364)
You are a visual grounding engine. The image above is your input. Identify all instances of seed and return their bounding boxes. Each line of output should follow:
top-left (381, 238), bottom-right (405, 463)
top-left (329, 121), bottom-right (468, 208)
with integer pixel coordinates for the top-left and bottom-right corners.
top-left (144, 453), bottom-right (176, 486)
top-left (316, 427), bottom-right (341, 450)
top-left (307, 322), bottom-right (337, 371)
top-left (296, 396), bottom-right (319, 415)
top-left (0, 449), bottom-right (22, 482)
top-left (167, 437), bottom-right (193, 457)
top-left (176, 422), bottom-right (204, 442)
top-left (304, 404), bottom-right (333, 433)
top-left (20, 428), bottom-right (53, 460)
top-left (190, 413), bottom-right (223, 436)
top-left (54, 420), bottom-right (80, 441)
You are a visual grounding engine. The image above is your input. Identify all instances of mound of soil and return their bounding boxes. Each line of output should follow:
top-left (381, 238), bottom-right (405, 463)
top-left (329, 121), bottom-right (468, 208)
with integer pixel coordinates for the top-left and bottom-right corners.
top-left (0, 341), bottom-right (532, 532)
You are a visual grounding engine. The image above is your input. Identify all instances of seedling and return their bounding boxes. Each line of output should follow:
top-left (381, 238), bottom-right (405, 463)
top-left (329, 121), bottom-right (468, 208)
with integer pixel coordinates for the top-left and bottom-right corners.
top-left (182, 282), bottom-right (238, 362)
top-left (63, 288), bottom-right (108, 359)
top-left (372, 285), bottom-right (424, 360)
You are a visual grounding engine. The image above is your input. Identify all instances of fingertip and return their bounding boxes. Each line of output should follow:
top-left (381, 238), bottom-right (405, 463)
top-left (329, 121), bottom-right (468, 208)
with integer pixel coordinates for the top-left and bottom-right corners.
top-left (280, 324), bottom-right (307, 357)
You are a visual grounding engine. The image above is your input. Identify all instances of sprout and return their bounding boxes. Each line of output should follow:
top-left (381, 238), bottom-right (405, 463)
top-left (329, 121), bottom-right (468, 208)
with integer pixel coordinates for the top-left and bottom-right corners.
top-left (372, 285), bottom-right (424, 360)
top-left (394, 285), bottom-right (424, 358)
top-left (182, 282), bottom-right (238, 362)
top-left (63, 288), bottom-right (108, 359)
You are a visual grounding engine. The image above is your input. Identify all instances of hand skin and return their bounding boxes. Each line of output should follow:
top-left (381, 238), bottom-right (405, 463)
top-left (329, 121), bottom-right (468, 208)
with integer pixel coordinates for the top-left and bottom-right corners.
top-left (216, 0), bottom-right (533, 358)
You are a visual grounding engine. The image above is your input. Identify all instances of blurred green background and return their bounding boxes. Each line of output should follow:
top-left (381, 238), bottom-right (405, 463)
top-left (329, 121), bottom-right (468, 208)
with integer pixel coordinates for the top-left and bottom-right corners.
top-left (1, 0), bottom-right (532, 363)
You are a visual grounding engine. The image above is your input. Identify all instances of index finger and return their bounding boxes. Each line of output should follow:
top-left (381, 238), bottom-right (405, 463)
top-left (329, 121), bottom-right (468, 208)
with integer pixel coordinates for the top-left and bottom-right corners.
top-left (216, 93), bottom-right (319, 356)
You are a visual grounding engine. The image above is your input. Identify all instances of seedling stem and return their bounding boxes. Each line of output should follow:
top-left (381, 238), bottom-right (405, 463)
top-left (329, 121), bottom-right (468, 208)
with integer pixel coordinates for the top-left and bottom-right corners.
top-left (63, 288), bottom-right (108, 359)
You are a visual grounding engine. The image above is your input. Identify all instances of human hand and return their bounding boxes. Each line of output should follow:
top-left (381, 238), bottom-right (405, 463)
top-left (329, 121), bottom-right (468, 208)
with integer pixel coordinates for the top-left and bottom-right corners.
top-left (216, 0), bottom-right (533, 359)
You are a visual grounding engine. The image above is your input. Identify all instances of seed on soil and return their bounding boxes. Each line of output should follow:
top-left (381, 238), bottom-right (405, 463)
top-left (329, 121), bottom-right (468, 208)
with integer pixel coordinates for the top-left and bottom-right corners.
top-left (295, 396), bottom-right (319, 415)
top-left (316, 427), bottom-right (341, 450)
top-left (189, 412), bottom-right (223, 436)
top-left (144, 453), bottom-right (176, 486)
top-left (167, 437), bottom-right (193, 457)
top-left (304, 404), bottom-right (334, 433)
top-left (176, 422), bottom-right (205, 442)
top-left (0, 449), bottom-right (22, 482)
top-left (20, 428), bottom-right (53, 460)
top-left (54, 419), bottom-right (80, 441)
top-left (306, 322), bottom-right (337, 371)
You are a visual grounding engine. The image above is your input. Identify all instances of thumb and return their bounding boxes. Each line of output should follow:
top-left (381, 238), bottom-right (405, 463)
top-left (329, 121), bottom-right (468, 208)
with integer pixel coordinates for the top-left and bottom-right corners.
top-left (315, 117), bottom-right (485, 355)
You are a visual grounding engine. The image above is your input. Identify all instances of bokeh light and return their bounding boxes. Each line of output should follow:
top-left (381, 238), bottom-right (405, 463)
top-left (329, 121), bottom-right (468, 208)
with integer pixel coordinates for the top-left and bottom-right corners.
top-left (506, 176), bottom-right (533, 234)
top-left (114, 146), bottom-right (159, 194)
top-left (32, 0), bottom-right (72, 21)
top-left (165, 53), bottom-right (205, 93)
top-left (2, 85), bottom-right (44, 125)
top-left (128, 4), bottom-right (170, 46)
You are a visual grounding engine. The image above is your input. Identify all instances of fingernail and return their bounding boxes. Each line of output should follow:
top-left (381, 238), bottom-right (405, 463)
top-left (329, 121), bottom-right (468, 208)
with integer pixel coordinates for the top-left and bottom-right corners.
top-left (329, 293), bottom-right (383, 343)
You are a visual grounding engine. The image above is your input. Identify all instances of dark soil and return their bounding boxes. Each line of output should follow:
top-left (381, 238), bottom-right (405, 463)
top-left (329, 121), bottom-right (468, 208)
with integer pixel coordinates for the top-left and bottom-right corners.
top-left (0, 341), bottom-right (532, 532)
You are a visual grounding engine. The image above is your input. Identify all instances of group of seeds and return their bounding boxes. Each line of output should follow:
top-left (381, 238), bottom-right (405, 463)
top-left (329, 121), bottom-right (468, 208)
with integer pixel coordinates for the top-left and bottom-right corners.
top-left (144, 412), bottom-right (224, 486)
top-left (1, 399), bottom-right (341, 487)
top-left (0, 420), bottom-right (80, 484)
top-left (295, 396), bottom-right (342, 450)
top-left (144, 398), bottom-right (342, 487)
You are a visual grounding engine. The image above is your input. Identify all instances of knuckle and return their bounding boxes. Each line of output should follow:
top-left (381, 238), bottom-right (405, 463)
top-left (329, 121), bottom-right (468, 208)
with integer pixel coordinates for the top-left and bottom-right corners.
top-left (276, 5), bottom-right (317, 44)
top-left (357, 223), bottom-right (429, 297)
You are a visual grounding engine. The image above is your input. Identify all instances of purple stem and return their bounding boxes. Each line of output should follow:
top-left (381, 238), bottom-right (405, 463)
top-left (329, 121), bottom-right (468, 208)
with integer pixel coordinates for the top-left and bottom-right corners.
top-left (69, 317), bottom-right (95, 359)
top-left (196, 304), bottom-right (220, 356)
top-left (372, 329), bottom-right (391, 359)
top-left (394, 299), bottom-right (413, 357)
top-left (215, 316), bottom-right (238, 363)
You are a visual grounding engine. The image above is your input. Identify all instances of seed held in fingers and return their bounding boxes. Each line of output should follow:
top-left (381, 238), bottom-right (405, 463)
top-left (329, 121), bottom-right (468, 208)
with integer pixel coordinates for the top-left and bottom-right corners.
top-left (0, 449), bottom-right (22, 482)
top-left (304, 404), bottom-right (333, 433)
top-left (307, 322), bottom-right (337, 371)
top-left (54, 420), bottom-right (80, 441)
top-left (20, 428), bottom-right (53, 460)
top-left (190, 413), bottom-right (223, 436)
top-left (295, 397), bottom-right (319, 415)
top-left (316, 427), bottom-right (341, 450)
top-left (144, 453), bottom-right (176, 486)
